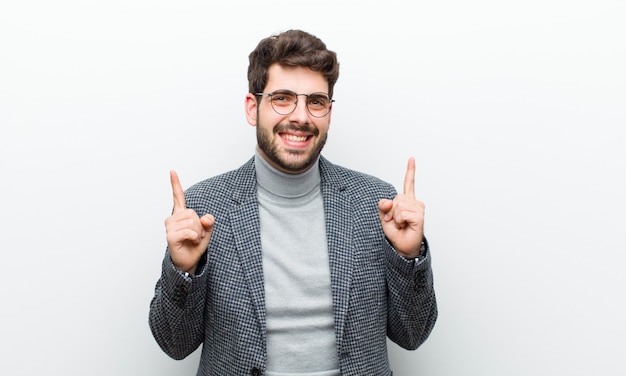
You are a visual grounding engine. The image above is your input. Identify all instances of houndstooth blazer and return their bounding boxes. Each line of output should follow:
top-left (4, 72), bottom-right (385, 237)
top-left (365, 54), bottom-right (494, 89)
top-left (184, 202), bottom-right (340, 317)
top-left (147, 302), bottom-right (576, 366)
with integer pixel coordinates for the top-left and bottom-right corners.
top-left (149, 156), bottom-right (437, 376)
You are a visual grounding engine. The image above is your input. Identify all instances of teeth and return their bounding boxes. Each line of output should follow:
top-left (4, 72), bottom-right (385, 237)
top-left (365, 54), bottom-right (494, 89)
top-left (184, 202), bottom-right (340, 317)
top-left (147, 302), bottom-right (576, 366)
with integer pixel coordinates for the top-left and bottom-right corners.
top-left (282, 134), bottom-right (307, 142)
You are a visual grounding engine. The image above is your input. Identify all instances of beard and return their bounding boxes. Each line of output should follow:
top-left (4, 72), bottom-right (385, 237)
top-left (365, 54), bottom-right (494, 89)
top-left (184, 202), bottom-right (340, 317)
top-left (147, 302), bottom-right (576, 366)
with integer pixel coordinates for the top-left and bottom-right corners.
top-left (256, 121), bottom-right (327, 174)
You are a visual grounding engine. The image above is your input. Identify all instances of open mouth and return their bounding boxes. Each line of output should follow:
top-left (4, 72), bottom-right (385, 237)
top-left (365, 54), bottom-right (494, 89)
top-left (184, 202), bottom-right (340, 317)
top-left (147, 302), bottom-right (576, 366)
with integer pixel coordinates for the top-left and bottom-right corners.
top-left (280, 133), bottom-right (310, 142)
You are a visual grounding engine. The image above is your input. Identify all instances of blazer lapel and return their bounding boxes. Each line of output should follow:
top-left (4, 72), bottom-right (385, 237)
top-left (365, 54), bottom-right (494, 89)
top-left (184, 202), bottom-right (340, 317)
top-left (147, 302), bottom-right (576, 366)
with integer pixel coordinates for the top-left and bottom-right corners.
top-left (319, 157), bottom-right (354, 352)
top-left (229, 158), bottom-right (267, 336)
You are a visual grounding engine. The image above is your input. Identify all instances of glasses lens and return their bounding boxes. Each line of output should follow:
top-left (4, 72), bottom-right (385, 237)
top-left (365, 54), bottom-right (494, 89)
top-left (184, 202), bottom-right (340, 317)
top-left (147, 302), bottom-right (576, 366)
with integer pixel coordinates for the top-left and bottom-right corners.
top-left (270, 92), bottom-right (297, 115)
top-left (307, 94), bottom-right (331, 117)
top-left (266, 91), bottom-right (332, 117)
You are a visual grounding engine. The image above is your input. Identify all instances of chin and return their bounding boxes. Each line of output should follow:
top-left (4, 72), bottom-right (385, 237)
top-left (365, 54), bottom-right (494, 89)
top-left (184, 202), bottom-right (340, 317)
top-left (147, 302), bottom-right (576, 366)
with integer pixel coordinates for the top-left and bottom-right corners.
top-left (276, 152), bottom-right (318, 173)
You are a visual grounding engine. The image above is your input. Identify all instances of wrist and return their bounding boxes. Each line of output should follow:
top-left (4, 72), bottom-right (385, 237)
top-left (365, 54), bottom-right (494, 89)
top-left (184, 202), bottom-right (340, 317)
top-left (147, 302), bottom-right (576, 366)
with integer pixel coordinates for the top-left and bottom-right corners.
top-left (397, 240), bottom-right (427, 260)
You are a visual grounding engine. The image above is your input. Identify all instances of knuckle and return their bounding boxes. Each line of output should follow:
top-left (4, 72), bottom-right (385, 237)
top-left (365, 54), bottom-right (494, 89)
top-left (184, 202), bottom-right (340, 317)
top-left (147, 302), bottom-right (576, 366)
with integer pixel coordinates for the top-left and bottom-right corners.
top-left (185, 218), bottom-right (199, 230)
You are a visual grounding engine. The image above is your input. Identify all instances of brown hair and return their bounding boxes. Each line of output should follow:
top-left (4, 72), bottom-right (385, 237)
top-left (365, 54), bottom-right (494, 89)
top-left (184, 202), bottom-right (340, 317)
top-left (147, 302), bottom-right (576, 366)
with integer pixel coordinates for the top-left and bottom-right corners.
top-left (248, 29), bottom-right (340, 99)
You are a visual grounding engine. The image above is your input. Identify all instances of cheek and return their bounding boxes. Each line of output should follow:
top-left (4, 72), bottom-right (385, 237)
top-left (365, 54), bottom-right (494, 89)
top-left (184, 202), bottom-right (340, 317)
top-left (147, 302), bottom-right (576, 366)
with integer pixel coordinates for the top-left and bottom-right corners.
top-left (256, 114), bottom-right (283, 134)
top-left (316, 120), bottom-right (331, 134)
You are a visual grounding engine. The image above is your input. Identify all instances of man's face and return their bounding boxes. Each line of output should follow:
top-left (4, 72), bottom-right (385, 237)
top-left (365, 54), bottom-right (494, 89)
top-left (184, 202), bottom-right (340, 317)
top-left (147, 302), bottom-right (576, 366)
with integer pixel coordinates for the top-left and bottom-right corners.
top-left (246, 64), bottom-right (332, 174)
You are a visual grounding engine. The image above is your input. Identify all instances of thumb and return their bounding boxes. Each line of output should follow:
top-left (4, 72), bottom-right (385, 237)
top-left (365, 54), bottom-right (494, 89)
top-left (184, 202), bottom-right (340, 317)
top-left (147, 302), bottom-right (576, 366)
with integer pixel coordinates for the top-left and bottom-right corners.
top-left (378, 199), bottom-right (392, 211)
top-left (200, 214), bottom-right (215, 233)
top-left (197, 214), bottom-right (215, 246)
top-left (378, 199), bottom-right (393, 221)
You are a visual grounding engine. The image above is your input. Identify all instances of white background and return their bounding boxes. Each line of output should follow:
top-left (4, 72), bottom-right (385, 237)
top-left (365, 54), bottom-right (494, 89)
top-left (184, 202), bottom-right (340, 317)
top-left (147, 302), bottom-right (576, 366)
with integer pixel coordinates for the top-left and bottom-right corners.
top-left (1, 1), bottom-right (625, 375)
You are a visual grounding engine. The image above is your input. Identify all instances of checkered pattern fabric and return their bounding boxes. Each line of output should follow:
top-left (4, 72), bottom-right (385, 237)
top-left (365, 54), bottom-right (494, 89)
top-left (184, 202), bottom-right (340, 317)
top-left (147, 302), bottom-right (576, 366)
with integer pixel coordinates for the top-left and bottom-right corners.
top-left (149, 156), bottom-right (437, 375)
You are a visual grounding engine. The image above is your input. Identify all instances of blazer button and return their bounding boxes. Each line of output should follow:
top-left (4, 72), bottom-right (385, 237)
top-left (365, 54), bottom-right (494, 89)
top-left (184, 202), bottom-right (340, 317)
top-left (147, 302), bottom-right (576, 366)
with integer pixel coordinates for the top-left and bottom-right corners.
top-left (250, 367), bottom-right (261, 376)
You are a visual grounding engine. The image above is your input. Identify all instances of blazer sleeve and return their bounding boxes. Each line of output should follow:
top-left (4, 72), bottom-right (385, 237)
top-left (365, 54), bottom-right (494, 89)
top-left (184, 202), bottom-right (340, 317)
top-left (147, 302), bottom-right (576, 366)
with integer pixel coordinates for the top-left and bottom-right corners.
top-left (384, 236), bottom-right (438, 350)
top-left (148, 250), bottom-right (209, 360)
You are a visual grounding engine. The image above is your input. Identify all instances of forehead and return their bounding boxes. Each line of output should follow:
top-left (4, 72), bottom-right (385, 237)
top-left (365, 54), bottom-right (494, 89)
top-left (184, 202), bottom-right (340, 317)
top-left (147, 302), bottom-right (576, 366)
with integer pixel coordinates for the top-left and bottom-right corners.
top-left (265, 64), bottom-right (329, 94)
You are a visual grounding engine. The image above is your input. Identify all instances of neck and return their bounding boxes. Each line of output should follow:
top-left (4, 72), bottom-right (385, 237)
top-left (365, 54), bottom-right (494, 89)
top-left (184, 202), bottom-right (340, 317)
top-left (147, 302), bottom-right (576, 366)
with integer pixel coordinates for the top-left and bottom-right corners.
top-left (254, 150), bottom-right (321, 198)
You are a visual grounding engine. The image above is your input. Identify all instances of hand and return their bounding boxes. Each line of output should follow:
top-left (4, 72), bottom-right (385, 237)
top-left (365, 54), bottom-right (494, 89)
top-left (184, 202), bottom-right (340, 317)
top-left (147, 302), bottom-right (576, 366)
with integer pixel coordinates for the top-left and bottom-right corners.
top-left (378, 157), bottom-right (425, 258)
top-left (165, 171), bottom-right (215, 274)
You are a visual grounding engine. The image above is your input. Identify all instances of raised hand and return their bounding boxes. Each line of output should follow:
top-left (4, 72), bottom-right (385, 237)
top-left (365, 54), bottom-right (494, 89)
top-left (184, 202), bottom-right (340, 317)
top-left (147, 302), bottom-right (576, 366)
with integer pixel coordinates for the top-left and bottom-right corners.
top-left (165, 171), bottom-right (215, 274)
top-left (378, 157), bottom-right (425, 259)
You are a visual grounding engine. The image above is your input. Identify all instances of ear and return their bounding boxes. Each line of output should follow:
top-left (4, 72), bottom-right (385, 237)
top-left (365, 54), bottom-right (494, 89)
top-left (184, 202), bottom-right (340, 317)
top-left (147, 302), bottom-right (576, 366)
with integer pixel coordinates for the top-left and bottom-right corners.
top-left (245, 93), bottom-right (258, 126)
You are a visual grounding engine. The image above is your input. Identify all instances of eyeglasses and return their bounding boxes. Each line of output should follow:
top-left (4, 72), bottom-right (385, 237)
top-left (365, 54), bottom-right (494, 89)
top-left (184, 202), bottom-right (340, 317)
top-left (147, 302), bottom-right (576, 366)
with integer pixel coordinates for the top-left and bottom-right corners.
top-left (255, 90), bottom-right (334, 118)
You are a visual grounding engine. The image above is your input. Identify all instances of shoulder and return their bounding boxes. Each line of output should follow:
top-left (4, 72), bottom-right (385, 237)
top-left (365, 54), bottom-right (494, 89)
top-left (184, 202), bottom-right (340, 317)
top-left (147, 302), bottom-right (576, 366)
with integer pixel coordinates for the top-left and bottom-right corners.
top-left (320, 156), bottom-right (396, 199)
top-left (184, 157), bottom-right (256, 210)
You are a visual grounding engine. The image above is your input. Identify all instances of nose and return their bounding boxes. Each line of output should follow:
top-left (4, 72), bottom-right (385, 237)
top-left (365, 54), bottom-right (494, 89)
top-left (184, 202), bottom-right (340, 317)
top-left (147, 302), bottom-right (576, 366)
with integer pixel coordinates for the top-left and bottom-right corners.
top-left (288, 96), bottom-right (311, 124)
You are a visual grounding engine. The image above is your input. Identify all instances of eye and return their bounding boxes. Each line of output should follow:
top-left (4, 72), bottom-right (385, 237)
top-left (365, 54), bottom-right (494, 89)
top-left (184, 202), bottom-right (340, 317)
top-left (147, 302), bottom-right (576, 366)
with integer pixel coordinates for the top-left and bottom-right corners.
top-left (308, 95), bottom-right (329, 108)
top-left (271, 93), bottom-right (296, 105)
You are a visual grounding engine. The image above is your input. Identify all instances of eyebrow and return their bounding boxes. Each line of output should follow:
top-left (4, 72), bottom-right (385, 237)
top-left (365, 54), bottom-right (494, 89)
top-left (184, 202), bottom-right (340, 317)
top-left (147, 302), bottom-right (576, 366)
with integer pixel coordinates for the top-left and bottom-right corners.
top-left (270, 89), bottom-right (330, 96)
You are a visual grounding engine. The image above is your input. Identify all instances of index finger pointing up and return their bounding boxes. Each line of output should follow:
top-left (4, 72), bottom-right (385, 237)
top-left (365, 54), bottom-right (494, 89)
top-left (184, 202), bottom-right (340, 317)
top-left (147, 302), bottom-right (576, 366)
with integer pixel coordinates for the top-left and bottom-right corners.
top-left (170, 170), bottom-right (187, 213)
top-left (403, 157), bottom-right (416, 197)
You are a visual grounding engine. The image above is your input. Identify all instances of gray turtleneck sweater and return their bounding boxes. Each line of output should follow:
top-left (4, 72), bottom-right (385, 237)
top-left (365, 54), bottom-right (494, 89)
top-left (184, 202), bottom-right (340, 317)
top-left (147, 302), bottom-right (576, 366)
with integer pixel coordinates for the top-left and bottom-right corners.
top-left (255, 152), bottom-right (340, 376)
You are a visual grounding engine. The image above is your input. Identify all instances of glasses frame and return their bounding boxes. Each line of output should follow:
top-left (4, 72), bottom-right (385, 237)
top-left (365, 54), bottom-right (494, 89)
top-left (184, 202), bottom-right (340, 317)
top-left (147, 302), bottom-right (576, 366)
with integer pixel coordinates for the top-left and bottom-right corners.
top-left (255, 90), bottom-right (334, 118)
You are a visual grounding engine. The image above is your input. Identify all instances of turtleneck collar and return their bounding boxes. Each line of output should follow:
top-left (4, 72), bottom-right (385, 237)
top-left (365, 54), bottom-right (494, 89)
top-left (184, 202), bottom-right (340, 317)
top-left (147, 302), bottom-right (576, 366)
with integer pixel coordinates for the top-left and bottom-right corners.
top-left (254, 149), bottom-right (321, 199)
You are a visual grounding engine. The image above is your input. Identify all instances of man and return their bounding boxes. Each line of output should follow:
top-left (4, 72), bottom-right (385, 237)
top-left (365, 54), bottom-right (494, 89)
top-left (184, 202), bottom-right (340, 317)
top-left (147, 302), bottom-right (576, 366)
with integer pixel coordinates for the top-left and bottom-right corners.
top-left (149, 29), bottom-right (437, 376)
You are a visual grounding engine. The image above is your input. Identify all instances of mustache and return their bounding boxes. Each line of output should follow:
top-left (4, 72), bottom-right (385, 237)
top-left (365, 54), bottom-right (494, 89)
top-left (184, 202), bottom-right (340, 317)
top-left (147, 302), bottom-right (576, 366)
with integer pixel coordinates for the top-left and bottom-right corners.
top-left (273, 123), bottom-right (319, 136)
